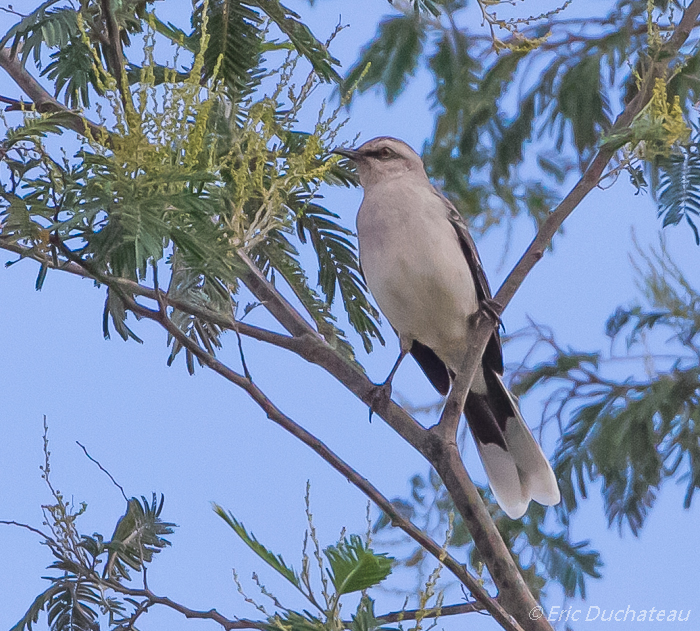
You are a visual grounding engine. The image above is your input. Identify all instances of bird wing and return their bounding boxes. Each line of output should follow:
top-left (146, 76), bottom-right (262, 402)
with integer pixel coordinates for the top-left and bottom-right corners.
top-left (441, 194), bottom-right (493, 303)
top-left (438, 191), bottom-right (504, 376)
top-left (407, 190), bottom-right (505, 394)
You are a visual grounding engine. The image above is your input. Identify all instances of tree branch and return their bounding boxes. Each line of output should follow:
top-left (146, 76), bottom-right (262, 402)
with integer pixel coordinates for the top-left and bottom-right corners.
top-left (0, 47), bottom-right (111, 145)
top-left (0, 237), bottom-right (524, 630)
top-left (99, 0), bottom-right (130, 109)
top-left (103, 580), bottom-right (257, 630)
top-left (378, 601), bottom-right (486, 622)
top-left (111, 287), bottom-right (520, 631)
top-left (12, 238), bottom-right (511, 624)
top-left (415, 3), bottom-right (700, 626)
top-left (0, 519), bottom-right (55, 542)
top-left (103, 580), bottom-right (488, 629)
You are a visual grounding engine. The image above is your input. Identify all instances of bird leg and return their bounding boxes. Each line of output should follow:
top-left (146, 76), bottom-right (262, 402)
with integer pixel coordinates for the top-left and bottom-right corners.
top-left (367, 339), bottom-right (411, 422)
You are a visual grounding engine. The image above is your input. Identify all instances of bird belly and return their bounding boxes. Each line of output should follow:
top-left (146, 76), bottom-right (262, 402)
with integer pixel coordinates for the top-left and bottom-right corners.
top-left (358, 193), bottom-right (480, 374)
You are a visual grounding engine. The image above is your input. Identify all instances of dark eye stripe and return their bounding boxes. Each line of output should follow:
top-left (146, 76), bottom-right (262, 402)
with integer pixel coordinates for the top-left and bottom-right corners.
top-left (363, 149), bottom-right (395, 159)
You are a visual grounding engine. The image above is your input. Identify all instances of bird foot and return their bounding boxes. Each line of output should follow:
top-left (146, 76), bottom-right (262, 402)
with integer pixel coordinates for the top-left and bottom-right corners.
top-left (480, 298), bottom-right (505, 332)
top-left (367, 380), bottom-right (393, 423)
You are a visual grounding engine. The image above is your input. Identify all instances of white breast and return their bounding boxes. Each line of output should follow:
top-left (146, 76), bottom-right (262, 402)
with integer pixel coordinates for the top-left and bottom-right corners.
top-left (357, 179), bottom-right (479, 372)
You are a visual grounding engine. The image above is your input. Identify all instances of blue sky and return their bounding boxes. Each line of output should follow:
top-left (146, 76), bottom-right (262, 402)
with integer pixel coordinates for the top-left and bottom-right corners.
top-left (1, 1), bottom-right (699, 629)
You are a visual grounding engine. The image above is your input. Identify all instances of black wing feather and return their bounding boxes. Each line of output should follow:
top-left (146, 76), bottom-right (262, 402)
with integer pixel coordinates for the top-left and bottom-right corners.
top-left (439, 192), bottom-right (505, 376)
top-left (410, 340), bottom-right (451, 396)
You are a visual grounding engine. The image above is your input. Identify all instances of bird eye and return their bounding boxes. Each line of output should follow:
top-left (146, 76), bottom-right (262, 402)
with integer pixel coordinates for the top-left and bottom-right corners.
top-left (379, 147), bottom-right (394, 159)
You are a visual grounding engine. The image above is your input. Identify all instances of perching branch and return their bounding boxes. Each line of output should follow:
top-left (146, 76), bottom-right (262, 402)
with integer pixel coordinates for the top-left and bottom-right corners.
top-left (235, 248), bottom-right (543, 631)
top-left (118, 287), bottom-right (520, 631)
top-left (0, 236), bottom-right (525, 631)
top-left (12, 236), bottom-right (515, 626)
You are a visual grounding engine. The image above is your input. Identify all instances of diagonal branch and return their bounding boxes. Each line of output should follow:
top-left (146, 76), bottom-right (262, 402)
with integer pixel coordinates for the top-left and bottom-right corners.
top-left (15, 238), bottom-right (513, 627)
top-left (0, 236), bottom-right (526, 630)
top-left (0, 47), bottom-right (111, 145)
top-left (115, 289), bottom-right (520, 631)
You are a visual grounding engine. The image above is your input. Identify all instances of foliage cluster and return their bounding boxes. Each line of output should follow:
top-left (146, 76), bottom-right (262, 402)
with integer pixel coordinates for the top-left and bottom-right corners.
top-left (345, 0), bottom-right (700, 236)
top-left (509, 241), bottom-right (700, 534)
top-left (11, 423), bottom-right (402, 631)
top-left (0, 0), bottom-right (382, 373)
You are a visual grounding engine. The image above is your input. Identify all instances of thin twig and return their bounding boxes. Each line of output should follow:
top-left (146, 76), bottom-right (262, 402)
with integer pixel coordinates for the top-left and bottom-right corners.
top-left (76, 441), bottom-right (129, 502)
top-left (0, 519), bottom-right (55, 542)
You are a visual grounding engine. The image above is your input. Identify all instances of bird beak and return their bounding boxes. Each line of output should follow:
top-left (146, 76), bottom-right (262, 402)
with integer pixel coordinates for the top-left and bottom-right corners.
top-left (331, 148), bottom-right (361, 161)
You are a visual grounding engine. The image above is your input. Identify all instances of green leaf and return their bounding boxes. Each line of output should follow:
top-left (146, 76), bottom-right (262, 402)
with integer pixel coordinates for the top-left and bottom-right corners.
top-left (254, 228), bottom-right (357, 360)
top-left (43, 36), bottom-right (103, 108)
top-left (344, 14), bottom-right (426, 103)
top-left (10, 584), bottom-right (64, 631)
top-left (192, 0), bottom-right (265, 94)
top-left (252, 0), bottom-right (341, 83)
top-left (166, 255), bottom-right (229, 374)
top-left (103, 288), bottom-right (144, 344)
top-left (295, 202), bottom-right (383, 352)
top-left (1, 3), bottom-right (76, 65)
top-left (537, 533), bottom-right (602, 599)
top-left (657, 145), bottom-right (700, 244)
top-left (352, 596), bottom-right (400, 631)
top-left (323, 535), bottom-right (394, 595)
top-left (105, 494), bottom-right (176, 581)
top-left (45, 580), bottom-right (100, 631)
top-left (510, 350), bottom-right (600, 397)
top-left (214, 504), bottom-right (302, 590)
top-left (556, 53), bottom-right (610, 154)
top-left (2, 112), bottom-right (72, 149)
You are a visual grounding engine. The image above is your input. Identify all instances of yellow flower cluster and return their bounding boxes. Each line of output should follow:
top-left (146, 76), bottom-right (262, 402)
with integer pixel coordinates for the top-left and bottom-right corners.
top-left (649, 78), bottom-right (690, 147)
top-left (629, 77), bottom-right (691, 160)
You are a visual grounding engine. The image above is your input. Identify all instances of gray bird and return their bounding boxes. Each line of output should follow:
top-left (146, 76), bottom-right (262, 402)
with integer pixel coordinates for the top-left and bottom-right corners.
top-left (333, 136), bottom-right (560, 519)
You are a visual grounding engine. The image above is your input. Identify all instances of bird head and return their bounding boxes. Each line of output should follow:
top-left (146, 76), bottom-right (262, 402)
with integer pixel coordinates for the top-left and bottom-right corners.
top-left (332, 137), bottom-right (427, 188)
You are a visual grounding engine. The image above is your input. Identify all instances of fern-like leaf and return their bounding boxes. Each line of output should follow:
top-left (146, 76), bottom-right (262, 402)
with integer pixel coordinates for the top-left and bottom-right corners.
top-left (192, 0), bottom-right (264, 95)
top-left (166, 255), bottom-right (230, 374)
top-left (104, 494), bottom-right (176, 581)
top-left (254, 228), bottom-right (357, 359)
top-left (657, 146), bottom-right (700, 244)
top-left (43, 36), bottom-right (102, 108)
top-left (10, 584), bottom-right (64, 631)
top-left (252, 0), bottom-right (341, 83)
top-left (3, 4), bottom-right (78, 68)
top-left (214, 504), bottom-right (302, 590)
top-left (296, 202), bottom-right (383, 352)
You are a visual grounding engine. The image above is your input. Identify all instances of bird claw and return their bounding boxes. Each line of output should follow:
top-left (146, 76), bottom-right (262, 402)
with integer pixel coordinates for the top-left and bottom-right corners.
top-left (480, 298), bottom-right (505, 331)
top-left (367, 380), bottom-right (393, 423)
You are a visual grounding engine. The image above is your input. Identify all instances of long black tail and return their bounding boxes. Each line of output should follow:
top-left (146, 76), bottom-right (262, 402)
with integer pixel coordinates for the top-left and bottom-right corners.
top-left (465, 372), bottom-right (560, 519)
top-left (409, 339), bottom-right (559, 518)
